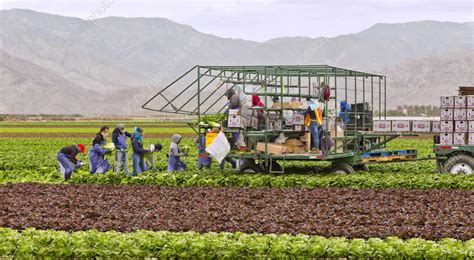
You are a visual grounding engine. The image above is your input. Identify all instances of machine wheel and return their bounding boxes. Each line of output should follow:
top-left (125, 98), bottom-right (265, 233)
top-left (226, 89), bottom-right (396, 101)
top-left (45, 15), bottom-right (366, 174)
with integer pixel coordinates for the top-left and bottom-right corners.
top-left (353, 164), bottom-right (369, 172)
top-left (330, 162), bottom-right (356, 174)
top-left (239, 162), bottom-right (264, 173)
top-left (443, 155), bottom-right (474, 174)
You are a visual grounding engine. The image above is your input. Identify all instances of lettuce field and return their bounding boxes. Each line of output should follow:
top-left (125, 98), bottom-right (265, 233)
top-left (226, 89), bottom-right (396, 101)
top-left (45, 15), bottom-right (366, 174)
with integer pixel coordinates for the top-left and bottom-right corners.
top-left (0, 121), bottom-right (473, 258)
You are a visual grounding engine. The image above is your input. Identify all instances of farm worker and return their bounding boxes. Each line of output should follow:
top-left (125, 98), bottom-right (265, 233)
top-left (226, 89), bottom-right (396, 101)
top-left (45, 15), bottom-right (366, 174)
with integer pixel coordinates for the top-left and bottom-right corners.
top-left (168, 134), bottom-right (187, 172)
top-left (252, 95), bottom-right (265, 130)
top-left (144, 143), bottom-right (163, 172)
top-left (225, 88), bottom-right (242, 143)
top-left (131, 127), bottom-right (151, 176)
top-left (195, 133), bottom-right (212, 170)
top-left (304, 99), bottom-right (323, 153)
top-left (89, 126), bottom-right (112, 174)
top-left (57, 143), bottom-right (85, 181)
top-left (112, 124), bottom-right (133, 175)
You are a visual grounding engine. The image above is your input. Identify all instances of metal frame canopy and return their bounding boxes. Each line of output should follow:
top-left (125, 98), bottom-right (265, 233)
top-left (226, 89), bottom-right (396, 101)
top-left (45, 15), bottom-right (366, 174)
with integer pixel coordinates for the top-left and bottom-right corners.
top-left (142, 65), bottom-right (387, 121)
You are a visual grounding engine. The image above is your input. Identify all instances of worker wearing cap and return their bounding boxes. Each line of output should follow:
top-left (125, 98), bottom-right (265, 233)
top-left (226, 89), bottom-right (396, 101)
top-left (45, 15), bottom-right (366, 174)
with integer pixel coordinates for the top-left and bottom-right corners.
top-left (145, 143), bottom-right (163, 172)
top-left (57, 143), bottom-right (85, 181)
top-left (131, 127), bottom-right (152, 176)
top-left (304, 99), bottom-right (323, 153)
top-left (112, 123), bottom-right (133, 175)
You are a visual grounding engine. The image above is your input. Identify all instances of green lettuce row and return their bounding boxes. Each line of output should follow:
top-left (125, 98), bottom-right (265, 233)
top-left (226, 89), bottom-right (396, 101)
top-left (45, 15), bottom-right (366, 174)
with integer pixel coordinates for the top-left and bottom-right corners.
top-left (1, 228), bottom-right (472, 258)
top-left (1, 169), bottom-right (473, 189)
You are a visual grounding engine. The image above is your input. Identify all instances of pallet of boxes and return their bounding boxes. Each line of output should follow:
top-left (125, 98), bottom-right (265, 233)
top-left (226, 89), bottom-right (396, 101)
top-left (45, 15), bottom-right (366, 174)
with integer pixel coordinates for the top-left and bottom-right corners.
top-left (439, 95), bottom-right (474, 145)
top-left (255, 101), bottom-right (309, 155)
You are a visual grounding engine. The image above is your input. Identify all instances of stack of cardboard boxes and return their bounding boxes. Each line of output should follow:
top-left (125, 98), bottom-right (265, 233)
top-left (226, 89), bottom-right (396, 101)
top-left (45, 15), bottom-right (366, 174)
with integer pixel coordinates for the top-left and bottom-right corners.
top-left (440, 96), bottom-right (474, 145)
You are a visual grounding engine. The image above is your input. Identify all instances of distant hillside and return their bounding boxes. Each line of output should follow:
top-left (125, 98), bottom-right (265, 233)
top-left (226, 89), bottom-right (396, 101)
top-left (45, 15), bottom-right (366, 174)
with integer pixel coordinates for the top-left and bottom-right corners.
top-left (386, 50), bottom-right (474, 108)
top-left (0, 9), bottom-right (473, 115)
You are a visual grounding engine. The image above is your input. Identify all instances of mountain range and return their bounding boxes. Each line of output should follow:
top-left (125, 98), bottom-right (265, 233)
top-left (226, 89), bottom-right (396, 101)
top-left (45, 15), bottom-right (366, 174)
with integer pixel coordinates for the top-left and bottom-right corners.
top-left (0, 9), bottom-right (473, 115)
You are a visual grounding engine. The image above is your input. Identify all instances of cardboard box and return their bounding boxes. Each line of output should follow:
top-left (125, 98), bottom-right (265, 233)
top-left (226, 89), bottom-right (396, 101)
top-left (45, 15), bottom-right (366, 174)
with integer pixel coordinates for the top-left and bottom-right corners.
top-left (440, 121), bottom-right (454, 132)
top-left (455, 121), bottom-right (468, 133)
top-left (285, 138), bottom-right (304, 147)
top-left (269, 120), bottom-right (282, 131)
top-left (246, 116), bottom-right (259, 128)
top-left (272, 102), bottom-right (292, 109)
top-left (292, 114), bottom-right (305, 125)
top-left (392, 120), bottom-right (411, 132)
top-left (228, 115), bottom-right (246, 128)
top-left (432, 121), bottom-right (441, 133)
top-left (468, 133), bottom-right (474, 145)
top-left (304, 132), bottom-right (311, 151)
top-left (291, 101), bottom-right (304, 109)
top-left (228, 109), bottom-right (241, 116)
top-left (469, 121), bottom-right (474, 132)
top-left (441, 96), bottom-right (454, 108)
top-left (454, 109), bottom-right (467, 120)
top-left (467, 96), bottom-right (474, 108)
top-left (411, 121), bottom-right (430, 133)
top-left (454, 133), bottom-right (467, 145)
top-left (440, 109), bottom-right (453, 120)
top-left (293, 125), bottom-right (305, 131)
top-left (290, 145), bottom-right (306, 153)
top-left (373, 120), bottom-right (392, 132)
top-left (467, 109), bottom-right (474, 120)
top-left (256, 142), bottom-right (289, 155)
top-left (330, 125), bottom-right (344, 137)
top-left (440, 133), bottom-right (453, 145)
top-left (454, 96), bottom-right (467, 108)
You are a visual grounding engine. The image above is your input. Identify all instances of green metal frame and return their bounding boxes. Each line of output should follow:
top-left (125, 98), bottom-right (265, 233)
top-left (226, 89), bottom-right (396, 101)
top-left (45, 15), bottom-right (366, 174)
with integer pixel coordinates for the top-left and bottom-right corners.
top-left (143, 65), bottom-right (394, 172)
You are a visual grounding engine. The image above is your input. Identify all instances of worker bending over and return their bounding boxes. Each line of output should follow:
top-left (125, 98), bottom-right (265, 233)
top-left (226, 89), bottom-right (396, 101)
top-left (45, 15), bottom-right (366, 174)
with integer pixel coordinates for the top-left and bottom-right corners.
top-left (57, 143), bottom-right (85, 181)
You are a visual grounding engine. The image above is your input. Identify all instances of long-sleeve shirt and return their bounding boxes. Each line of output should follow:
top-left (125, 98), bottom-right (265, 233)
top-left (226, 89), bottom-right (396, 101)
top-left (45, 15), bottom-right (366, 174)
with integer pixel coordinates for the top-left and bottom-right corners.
top-left (131, 137), bottom-right (148, 155)
top-left (92, 133), bottom-right (105, 146)
top-left (59, 146), bottom-right (79, 164)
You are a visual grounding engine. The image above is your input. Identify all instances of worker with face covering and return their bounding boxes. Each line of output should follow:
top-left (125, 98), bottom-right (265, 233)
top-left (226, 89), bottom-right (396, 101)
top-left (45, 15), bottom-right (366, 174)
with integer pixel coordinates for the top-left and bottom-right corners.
top-left (225, 88), bottom-right (243, 144)
top-left (168, 134), bottom-right (187, 172)
top-left (112, 123), bottom-right (133, 175)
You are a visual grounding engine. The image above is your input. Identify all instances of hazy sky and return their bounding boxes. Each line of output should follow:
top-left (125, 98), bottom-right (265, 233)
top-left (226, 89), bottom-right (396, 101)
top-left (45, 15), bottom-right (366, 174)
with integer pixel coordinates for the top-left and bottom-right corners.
top-left (1, 0), bottom-right (472, 41)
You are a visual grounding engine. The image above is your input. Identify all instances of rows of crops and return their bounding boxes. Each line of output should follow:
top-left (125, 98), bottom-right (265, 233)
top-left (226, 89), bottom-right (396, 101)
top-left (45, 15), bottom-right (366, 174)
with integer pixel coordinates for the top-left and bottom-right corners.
top-left (1, 122), bottom-right (473, 258)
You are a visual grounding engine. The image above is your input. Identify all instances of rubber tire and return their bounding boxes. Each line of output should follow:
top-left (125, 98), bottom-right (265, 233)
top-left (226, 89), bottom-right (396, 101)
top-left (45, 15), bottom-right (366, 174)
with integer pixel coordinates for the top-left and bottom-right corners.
top-left (353, 164), bottom-right (369, 172)
top-left (443, 155), bottom-right (474, 174)
top-left (330, 162), bottom-right (356, 174)
top-left (239, 162), bottom-right (264, 173)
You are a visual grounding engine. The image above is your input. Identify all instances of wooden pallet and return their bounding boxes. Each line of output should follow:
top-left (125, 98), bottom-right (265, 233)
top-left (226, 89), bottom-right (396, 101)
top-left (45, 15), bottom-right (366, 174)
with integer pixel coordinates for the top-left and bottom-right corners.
top-left (458, 86), bottom-right (474, 96)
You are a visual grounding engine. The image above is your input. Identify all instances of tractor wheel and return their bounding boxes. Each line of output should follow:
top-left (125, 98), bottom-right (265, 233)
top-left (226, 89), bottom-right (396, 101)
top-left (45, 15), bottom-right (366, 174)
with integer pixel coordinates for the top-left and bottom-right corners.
top-left (443, 155), bottom-right (474, 174)
top-left (353, 164), bottom-right (369, 172)
top-left (330, 162), bottom-right (356, 174)
top-left (238, 162), bottom-right (264, 173)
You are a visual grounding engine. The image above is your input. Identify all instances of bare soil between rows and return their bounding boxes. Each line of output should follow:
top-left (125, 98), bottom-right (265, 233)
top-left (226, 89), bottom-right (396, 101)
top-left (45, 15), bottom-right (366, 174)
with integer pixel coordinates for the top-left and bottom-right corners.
top-left (0, 133), bottom-right (195, 138)
top-left (1, 184), bottom-right (472, 240)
